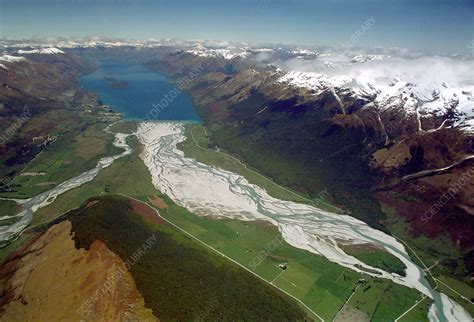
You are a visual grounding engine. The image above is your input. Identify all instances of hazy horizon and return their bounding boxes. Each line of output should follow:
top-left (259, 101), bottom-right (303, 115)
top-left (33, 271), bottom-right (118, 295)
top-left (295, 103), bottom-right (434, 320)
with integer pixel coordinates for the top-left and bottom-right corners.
top-left (1, 0), bottom-right (473, 54)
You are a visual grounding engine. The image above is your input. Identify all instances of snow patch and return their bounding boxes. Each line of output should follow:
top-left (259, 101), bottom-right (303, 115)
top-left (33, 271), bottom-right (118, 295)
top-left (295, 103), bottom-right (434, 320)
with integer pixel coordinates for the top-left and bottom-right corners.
top-left (0, 54), bottom-right (27, 63)
top-left (18, 47), bottom-right (65, 55)
top-left (187, 46), bottom-right (250, 60)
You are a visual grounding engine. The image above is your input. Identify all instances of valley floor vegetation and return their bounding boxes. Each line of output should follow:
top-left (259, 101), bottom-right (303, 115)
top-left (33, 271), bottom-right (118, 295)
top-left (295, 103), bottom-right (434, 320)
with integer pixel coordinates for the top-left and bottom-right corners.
top-left (3, 124), bottom-right (429, 321)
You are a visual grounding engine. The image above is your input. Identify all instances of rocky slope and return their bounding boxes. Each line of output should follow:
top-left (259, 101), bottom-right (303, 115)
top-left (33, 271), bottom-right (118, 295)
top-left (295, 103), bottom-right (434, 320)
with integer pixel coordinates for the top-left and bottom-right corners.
top-left (0, 220), bottom-right (157, 321)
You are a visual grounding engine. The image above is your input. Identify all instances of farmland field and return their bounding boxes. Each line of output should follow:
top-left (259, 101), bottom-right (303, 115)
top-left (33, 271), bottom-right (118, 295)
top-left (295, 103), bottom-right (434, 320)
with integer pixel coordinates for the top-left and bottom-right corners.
top-left (157, 193), bottom-right (426, 321)
top-left (0, 123), bottom-right (120, 199)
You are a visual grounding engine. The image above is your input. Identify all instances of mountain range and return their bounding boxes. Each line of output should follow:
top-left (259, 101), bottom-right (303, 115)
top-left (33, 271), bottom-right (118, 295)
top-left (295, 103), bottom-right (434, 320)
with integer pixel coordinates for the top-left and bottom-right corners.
top-left (0, 40), bottom-right (473, 319)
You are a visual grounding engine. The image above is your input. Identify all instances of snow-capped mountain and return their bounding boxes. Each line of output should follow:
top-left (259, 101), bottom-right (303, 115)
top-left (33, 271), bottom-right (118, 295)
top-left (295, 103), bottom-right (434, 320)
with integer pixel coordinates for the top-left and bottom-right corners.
top-left (0, 54), bottom-right (27, 63)
top-left (287, 49), bottom-right (319, 59)
top-left (1, 38), bottom-right (471, 132)
top-left (277, 60), bottom-right (474, 133)
top-left (0, 54), bottom-right (27, 69)
top-left (18, 47), bottom-right (65, 55)
top-left (186, 45), bottom-right (251, 60)
top-left (351, 54), bottom-right (390, 63)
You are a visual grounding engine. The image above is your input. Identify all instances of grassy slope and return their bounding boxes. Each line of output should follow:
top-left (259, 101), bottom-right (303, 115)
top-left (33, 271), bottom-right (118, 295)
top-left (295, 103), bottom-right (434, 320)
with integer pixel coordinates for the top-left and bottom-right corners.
top-left (69, 195), bottom-right (308, 321)
top-left (0, 123), bottom-right (121, 199)
top-left (21, 127), bottom-right (429, 321)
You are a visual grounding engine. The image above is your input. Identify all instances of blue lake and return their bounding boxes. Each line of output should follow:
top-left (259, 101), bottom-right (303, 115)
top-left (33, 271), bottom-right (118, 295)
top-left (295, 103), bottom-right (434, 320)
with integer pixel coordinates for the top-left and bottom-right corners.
top-left (80, 61), bottom-right (201, 122)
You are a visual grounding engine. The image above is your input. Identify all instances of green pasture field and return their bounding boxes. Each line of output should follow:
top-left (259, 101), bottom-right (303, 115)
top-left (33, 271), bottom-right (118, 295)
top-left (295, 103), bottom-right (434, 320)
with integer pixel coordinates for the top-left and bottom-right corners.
top-left (0, 123), bottom-right (120, 199)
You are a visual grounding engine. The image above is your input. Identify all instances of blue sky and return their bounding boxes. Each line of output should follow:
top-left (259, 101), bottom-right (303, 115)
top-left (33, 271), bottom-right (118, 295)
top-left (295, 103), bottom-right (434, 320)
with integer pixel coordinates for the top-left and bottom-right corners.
top-left (1, 0), bottom-right (473, 53)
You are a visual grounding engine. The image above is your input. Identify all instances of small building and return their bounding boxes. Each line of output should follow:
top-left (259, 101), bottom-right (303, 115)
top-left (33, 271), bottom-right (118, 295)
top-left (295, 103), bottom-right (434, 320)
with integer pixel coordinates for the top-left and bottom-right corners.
top-left (278, 262), bottom-right (288, 270)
